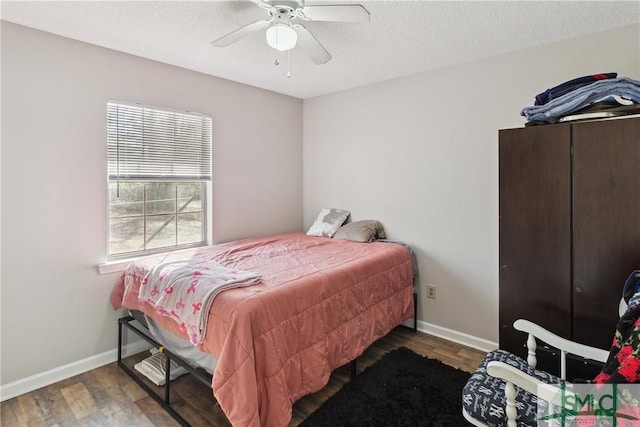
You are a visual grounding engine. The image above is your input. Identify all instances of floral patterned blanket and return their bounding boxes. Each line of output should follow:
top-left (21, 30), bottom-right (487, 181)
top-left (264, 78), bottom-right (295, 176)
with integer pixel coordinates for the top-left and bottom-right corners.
top-left (139, 259), bottom-right (261, 345)
top-left (594, 270), bottom-right (640, 384)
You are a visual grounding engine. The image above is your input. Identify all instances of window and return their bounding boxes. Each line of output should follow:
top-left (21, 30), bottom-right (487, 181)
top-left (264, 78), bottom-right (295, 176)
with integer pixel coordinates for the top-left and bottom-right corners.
top-left (107, 101), bottom-right (212, 259)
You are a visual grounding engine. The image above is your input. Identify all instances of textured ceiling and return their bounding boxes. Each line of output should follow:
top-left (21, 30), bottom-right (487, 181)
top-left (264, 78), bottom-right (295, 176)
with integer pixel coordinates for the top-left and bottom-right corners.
top-left (2, 1), bottom-right (639, 99)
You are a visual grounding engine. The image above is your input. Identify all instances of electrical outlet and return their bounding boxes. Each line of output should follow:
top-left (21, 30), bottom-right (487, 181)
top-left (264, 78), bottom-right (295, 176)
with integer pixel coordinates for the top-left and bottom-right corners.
top-left (427, 284), bottom-right (436, 299)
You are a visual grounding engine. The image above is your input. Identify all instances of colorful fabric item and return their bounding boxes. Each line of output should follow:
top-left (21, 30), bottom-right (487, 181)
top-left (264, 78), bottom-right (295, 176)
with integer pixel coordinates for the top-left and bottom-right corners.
top-left (580, 272), bottom-right (640, 426)
top-left (534, 73), bottom-right (617, 106)
top-left (593, 304), bottom-right (640, 384)
top-left (139, 259), bottom-right (261, 345)
top-left (594, 273), bottom-right (640, 384)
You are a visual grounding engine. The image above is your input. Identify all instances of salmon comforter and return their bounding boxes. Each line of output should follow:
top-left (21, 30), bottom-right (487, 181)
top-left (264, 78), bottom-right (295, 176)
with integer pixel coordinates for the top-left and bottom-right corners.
top-left (110, 232), bottom-right (414, 427)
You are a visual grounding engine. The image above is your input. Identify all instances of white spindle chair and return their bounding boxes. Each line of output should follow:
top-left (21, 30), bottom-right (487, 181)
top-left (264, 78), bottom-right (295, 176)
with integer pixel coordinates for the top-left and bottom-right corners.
top-left (462, 319), bottom-right (609, 427)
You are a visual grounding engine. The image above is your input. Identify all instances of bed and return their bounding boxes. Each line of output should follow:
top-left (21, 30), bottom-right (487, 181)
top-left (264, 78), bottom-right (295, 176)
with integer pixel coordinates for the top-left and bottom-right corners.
top-left (111, 231), bottom-right (415, 426)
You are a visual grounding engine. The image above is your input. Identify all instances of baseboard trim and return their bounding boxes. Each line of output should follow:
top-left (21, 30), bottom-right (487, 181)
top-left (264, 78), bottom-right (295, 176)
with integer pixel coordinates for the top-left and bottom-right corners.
top-left (403, 319), bottom-right (498, 353)
top-left (2, 321), bottom-right (495, 402)
top-left (0, 340), bottom-right (151, 402)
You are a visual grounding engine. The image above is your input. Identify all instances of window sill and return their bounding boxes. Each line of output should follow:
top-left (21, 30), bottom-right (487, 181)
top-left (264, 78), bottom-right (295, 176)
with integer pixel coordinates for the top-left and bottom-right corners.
top-left (97, 244), bottom-right (207, 275)
top-left (98, 259), bottom-right (134, 275)
top-left (97, 253), bottom-right (166, 275)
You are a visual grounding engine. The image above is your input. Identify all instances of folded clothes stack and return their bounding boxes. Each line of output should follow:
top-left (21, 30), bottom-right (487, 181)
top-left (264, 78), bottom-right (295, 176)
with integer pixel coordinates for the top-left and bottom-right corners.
top-left (133, 348), bottom-right (188, 386)
top-left (521, 73), bottom-right (640, 125)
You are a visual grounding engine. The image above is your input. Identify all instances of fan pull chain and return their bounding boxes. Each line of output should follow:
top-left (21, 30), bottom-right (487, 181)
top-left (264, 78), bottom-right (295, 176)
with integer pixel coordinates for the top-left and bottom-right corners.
top-left (287, 49), bottom-right (291, 78)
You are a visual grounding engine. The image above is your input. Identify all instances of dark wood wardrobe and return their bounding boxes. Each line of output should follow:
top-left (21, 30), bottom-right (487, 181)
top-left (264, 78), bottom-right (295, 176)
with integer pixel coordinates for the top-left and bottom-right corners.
top-left (499, 115), bottom-right (640, 378)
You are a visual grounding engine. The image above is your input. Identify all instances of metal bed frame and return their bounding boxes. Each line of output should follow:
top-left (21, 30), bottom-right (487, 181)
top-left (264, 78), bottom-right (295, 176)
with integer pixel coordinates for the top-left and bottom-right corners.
top-left (117, 291), bottom-right (417, 426)
top-left (117, 315), bottom-right (213, 427)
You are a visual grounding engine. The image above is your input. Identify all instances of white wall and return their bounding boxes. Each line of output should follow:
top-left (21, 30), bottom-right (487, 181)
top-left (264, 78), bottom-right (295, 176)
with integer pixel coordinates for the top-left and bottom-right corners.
top-left (0, 22), bottom-right (302, 387)
top-left (303, 24), bottom-right (640, 347)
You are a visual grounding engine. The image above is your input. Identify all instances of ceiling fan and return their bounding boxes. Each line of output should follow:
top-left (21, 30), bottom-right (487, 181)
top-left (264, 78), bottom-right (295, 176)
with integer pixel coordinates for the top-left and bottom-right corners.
top-left (211, 0), bottom-right (370, 65)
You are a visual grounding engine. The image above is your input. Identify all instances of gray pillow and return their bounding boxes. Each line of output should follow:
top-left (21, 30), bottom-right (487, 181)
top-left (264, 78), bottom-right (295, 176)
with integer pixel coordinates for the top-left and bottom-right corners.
top-left (306, 208), bottom-right (351, 238)
top-left (333, 220), bottom-right (386, 242)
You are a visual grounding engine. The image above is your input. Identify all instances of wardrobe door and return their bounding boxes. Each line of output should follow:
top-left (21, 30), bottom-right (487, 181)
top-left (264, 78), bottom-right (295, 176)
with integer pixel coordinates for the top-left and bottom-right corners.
top-left (572, 116), bottom-right (640, 349)
top-left (499, 124), bottom-right (572, 356)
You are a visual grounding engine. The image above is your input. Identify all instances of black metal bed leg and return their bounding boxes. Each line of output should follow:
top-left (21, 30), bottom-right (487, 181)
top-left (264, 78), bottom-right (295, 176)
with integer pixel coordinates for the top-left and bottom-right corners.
top-left (413, 292), bottom-right (417, 332)
top-left (164, 349), bottom-right (171, 404)
top-left (118, 319), bottom-right (123, 364)
top-left (117, 316), bottom-right (192, 427)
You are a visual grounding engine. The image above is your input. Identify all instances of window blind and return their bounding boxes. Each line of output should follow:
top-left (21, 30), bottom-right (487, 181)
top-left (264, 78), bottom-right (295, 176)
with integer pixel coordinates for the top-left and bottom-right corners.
top-left (107, 101), bottom-right (212, 181)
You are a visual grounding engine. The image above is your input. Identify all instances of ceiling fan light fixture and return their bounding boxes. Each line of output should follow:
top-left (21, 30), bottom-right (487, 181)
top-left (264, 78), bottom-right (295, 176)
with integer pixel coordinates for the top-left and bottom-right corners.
top-left (266, 23), bottom-right (297, 51)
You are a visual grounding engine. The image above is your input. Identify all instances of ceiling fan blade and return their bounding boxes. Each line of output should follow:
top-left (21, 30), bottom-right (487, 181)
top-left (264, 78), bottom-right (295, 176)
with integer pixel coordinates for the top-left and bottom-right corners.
top-left (212, 19), bottom-right (271, 47)
top-left (248, 0), bottom-right (274, 11)
top-left (298, 4), bottom-right (370, 23)
top-left (292, 24), bottom-right (331, 65)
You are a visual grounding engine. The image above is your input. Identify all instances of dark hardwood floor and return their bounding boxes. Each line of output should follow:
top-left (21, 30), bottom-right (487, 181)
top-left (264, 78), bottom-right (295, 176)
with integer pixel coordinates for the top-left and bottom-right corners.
top-left (0, 326), bottom-right (487, 426)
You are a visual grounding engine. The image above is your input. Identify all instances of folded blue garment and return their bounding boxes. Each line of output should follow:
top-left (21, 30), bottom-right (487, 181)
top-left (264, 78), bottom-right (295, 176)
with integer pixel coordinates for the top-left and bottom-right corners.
top-left (534, 72), bottom-right (617, 106)
top-left (521, 77), bottom-right (640, 123)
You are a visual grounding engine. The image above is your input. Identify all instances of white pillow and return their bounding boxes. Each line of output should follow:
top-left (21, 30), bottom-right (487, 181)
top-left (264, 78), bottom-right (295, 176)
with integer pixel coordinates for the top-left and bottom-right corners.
top-left (306, 208), bottom-right (351, 238)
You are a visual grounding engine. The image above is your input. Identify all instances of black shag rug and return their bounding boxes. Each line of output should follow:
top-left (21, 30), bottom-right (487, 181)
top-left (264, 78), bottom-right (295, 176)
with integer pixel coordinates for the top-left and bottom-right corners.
top-left (300, 346), bottom-right (471, 427)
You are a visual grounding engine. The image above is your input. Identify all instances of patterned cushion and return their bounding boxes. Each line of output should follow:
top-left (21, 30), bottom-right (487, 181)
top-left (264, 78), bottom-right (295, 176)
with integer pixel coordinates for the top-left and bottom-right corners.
top-left (462, 349), bottom-right (565, 427)
top-left (306, 208), bottom-right (351, 238)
